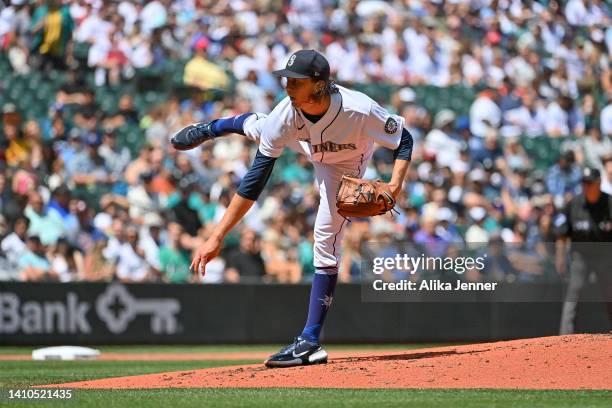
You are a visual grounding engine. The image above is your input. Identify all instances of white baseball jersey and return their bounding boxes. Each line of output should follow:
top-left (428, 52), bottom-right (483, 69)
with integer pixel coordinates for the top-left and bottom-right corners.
top-left (244, 85), bottom-right (405, 165)
top-left (243, 85), bottom-right (405, 269)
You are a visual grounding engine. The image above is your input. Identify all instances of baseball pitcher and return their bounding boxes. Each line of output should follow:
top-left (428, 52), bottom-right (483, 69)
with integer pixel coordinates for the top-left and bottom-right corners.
top-left (171, 50), bottom-right (414, 367)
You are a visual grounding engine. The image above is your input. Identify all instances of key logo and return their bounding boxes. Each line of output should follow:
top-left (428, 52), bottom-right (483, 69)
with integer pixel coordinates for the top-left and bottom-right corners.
top-left (96, 283), bottom-right (180, 334)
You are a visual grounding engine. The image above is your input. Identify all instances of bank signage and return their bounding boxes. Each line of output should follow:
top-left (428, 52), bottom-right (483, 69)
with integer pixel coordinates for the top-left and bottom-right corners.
top-left (0, 283), bottom-right (182, 340)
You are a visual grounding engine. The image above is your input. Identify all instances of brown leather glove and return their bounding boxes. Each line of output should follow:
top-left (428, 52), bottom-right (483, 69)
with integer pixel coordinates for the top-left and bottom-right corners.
top-left (336, 175), bottom-right (396, 218)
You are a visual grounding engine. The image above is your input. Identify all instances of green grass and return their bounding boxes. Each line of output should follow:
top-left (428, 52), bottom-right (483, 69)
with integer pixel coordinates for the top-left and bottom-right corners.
top-left (1, 389), bottom-right (610, 408)
top-left (0, 360), bottom-right (258, 388)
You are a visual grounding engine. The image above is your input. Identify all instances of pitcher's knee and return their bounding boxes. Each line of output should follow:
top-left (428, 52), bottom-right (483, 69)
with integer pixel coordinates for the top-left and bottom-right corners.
top-left (313, 240), bottom-right (341, 269)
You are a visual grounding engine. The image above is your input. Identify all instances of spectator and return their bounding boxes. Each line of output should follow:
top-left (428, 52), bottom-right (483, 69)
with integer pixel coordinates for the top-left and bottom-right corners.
top-left (49, 237), bottom-right (83, 282)
top-left (481, 235), bottom-right (518, 282)
top-left (47, 184), bottom-right (80, 242)
top-left (22, 120), bottom-right (44, 170)
top-left (124, 144), bottom-right (153, 186)
top-left (71, 90), bottom-right (100, 131)
top-left (236, 69), bottom-right (272, 113)
top-left (169, 182), bottom-right (202, 237)
top-left (18, 235), bottom-right (55, 281)
top-left (139, 0), bottom-right (167, 36)
top-left (0, 0), bottom-right (31, 44)
top-left (224, 228), bottom-right (266, 283)
top-left (98, 128), bottom-right (131, 179)
top-left (82, 236), bottom-right (115, 282)
top-left (11, 157), bottom-right (39, 194)
top-left (503, 137), bottom-right (531, 172)
top-left (144, 106), bottom-right (170, 148)
top-left (424, 109), bottom-right (462, 168)
top-left (139, 211), bottom-right (164, 273)
top-left (102, 218), bottom-right (125, 264)
top-left (159, 222), bottom-right (191, 283)
top-left (116, 224), bottom-right (149, 282)
top-left (565, 0), bottom-right (589, 27)
top-left (56, 128), bottom-right (84, 179)
top-left (260, 227), bottom-right (302, 283)
top-left (125, 23), bottom-right (152, 69)
top-left (183, 38), bottom-right (229, 91)
top-left (581, 94), bottom-right (599, 131)
top-left (71, 139), bottom-right (115, 188)
top-left (414, 215), bottom-right (449, 257)
top-left (30, 0), bottom-right (74, 71)
top-left (1, 215), bottom-right (29, 274)
top-left (470, 88), bottom-right (502, 138)
top-left (102, 94), bottom-right (139, 129)
top-left (582, 126), bottom-right (612, 169)
top-left (465, 206), bottom-right (490, 245)
top-left (472, 133), bottom-right (504, 165)
top-left (339, 221), bottom-right (368, 282)
top-left (127, 171), bottom-right (162, 223)
top-left (502, 88), bottom-right (547, 138)
top-left (2, 110), bottom-right (30, 167)
top-left (544, 94), bottom-right (584, 137)
top-left (24, 190), bottom-right (63, 246)
top-left (96, 25), bottom-right (130, 86)
top-left (546, 151), bottom-right (582, 201)
top-left (56, 69), bottom-right (91, 105)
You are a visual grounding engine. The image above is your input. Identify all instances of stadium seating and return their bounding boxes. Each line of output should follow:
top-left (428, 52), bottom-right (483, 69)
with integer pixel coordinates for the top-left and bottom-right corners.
top-left (0, 49), bottom-right (579, 171)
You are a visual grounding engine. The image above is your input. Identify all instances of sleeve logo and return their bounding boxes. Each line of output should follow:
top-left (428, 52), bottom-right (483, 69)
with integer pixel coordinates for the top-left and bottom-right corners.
top-left (384, 117), bottom-right (399, 134)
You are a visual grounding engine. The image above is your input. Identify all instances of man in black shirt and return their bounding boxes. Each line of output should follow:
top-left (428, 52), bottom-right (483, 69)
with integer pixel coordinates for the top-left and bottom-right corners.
top-left (170, 181), bottom-right (202, 237)
top-left (556, 167), bottom-right (612, 334)
top-left (224, 228), bottom-right (266, 283)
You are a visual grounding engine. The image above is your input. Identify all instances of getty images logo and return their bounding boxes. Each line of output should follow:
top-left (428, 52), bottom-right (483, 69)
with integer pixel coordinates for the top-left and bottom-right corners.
top-left (0, 283), bottom-right (181, 335)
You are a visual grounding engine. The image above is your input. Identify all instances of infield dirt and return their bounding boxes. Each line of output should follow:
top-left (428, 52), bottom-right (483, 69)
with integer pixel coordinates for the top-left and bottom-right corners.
top-left (42, 334), bottom-right (611, 390)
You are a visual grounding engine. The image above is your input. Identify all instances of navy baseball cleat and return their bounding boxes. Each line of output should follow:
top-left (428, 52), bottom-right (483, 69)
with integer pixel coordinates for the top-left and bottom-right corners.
top-left (264, 337), bottom-right (328, 368)
top-left (170, 121), bottom-right (216, 150)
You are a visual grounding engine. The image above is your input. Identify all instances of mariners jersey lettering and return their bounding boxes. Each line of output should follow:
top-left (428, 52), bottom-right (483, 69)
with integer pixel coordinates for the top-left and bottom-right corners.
top-left (251, 85), bottom-right (405, 164)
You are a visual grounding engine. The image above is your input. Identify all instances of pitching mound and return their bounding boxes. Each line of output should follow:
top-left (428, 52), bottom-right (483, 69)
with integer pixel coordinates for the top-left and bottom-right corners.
top-left (45, 334), bottom-right (611, 390)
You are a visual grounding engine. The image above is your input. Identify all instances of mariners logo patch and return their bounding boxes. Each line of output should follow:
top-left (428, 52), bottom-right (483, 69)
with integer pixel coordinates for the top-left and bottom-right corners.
top-left (384, 117), bottom-right (398, 134)
top-left (288, 55), bottom-right (296, 67)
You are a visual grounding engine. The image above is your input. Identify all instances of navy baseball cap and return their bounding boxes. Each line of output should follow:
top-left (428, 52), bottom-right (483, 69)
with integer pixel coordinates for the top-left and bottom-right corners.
top-left (272, 50), bottom-right (330, 81)
top-left (581, 167), bottom-right (601, 182)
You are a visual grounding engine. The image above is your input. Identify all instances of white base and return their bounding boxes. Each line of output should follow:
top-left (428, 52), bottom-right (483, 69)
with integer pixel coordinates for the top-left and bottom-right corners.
top-left (32, 346), bottom-right (101, 361)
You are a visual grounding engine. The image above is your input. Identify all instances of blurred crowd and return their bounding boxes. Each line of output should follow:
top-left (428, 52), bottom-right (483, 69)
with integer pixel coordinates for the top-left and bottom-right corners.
top-left (0, 0), bottom-right (610, 284)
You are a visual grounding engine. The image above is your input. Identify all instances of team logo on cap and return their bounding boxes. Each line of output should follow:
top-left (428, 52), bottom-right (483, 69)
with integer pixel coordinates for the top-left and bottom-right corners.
top-left (288, 55), bottom-right (296, 67)
top-left (384, 117), bottom-right (398, 134)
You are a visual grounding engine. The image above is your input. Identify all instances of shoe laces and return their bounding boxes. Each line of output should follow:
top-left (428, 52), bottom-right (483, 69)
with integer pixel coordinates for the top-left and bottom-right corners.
top-left (281, 337), bottom-right (301, 353)
top-left (187, 123), bottom-right (211, 140)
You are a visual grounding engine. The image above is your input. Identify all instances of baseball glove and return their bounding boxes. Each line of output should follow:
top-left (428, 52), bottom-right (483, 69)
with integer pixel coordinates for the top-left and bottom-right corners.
top-left (336, 175), bottom-right (396, 218)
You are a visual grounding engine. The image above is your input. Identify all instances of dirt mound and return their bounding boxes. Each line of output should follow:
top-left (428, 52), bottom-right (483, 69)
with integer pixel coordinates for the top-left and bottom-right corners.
top-left (45, 334), bottom-right (612, 390)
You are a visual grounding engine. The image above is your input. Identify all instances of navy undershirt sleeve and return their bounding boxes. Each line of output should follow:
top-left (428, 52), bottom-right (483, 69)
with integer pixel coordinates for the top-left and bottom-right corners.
top-left (394, 128), bottom-right (414, 161)
top-left (211, 113), bottom-right (255, 136)
top-left (236, 149), bottom-right (277, 201)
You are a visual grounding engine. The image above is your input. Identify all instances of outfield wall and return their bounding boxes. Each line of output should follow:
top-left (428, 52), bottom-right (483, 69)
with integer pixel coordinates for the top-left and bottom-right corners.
top-left (0, 282), bottom-right (609, 345)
